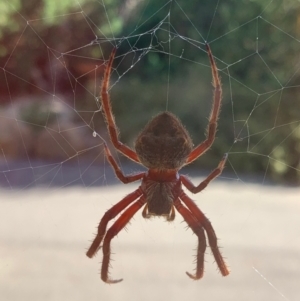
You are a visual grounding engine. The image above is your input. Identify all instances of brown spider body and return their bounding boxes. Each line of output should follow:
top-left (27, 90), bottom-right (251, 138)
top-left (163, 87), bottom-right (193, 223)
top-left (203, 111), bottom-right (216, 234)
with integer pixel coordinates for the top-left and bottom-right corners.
top-left (141, 170), bottom-right (180, 219)
top-left (135, 111), bottom-right (193, 169)
top-left (136, 111), bottom-right (193, 219)
top-left (86, 44), bottom-right (230, 284)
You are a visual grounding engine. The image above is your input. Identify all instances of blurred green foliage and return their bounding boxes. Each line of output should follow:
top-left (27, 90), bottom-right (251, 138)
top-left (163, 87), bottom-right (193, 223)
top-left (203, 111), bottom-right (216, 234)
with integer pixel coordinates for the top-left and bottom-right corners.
top-left (114, 0), bottom-right (300, 184)
top-left (1, 0), bottom-right (300, 184)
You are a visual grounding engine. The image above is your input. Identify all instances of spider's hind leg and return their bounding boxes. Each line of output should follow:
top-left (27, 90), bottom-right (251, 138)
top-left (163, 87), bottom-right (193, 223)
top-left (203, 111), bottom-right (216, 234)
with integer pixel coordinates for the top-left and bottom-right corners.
top-left (100, 48), bottom-right (140, 163)
top-left (186, 43), bottom-right (223, 164)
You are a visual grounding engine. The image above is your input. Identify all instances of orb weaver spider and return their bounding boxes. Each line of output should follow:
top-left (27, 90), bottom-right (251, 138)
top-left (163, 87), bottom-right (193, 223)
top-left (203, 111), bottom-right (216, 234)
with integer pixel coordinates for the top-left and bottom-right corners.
top-left (86, 44), bottom-right (230, 283)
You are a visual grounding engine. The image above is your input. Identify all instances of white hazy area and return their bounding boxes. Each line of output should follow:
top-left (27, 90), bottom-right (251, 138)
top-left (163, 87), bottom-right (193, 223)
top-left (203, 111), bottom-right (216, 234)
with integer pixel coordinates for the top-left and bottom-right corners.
top-left (1, 179), bottom-right (299, 301)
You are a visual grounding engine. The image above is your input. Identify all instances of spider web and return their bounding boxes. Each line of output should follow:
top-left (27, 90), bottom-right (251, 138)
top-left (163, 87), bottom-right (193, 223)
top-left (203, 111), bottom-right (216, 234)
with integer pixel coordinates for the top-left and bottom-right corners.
top-left (0, 0), bottom-right (299, 300)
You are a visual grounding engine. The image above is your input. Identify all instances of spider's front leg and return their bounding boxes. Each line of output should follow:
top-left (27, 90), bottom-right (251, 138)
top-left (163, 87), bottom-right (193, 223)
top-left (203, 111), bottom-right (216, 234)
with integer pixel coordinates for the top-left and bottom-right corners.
top-left (86, 188), bottom-right (143, 258)
top-left (173, 198), bottom-right (206, 279)
top-left (180, 191), bottom-right (230, 277)
top-left (101, 196), bottom-right (146, 283)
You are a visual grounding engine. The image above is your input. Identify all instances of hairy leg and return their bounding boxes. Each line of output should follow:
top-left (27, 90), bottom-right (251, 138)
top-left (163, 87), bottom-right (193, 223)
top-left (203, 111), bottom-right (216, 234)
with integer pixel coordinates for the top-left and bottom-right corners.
top-left (104, 143), bottom-right (145, 183)
top-left (174, 198), bottom-right (206, 279)
top-left (101, 48), bottom-right (140, 163)
top-left (181, 153), bottom-right (227, 193)
top-left (101, 197), bottom-right (146, 283)
top-left (186, 43), bottom-right (222, 164)
top-left (86, 188), bottom-right (143, 258)
top-left (180, 191), bottom-right (229, 276)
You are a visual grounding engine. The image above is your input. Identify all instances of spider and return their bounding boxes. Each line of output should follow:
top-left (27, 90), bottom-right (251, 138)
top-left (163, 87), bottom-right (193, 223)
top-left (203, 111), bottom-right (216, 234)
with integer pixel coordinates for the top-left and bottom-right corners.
top-left (86, 44), bottom-right (230, 283)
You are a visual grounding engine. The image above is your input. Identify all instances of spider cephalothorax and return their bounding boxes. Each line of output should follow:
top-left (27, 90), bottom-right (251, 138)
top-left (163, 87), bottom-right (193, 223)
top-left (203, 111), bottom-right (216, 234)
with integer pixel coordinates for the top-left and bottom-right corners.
top-left (135, 111), bottom-right (193, 169)
top-left (86, 44), bottom-right (230, 284)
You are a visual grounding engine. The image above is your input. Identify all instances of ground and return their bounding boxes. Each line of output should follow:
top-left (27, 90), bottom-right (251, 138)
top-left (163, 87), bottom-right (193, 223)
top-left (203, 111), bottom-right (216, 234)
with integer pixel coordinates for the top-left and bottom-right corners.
top-left (0, 179), bottom-right (299, 301)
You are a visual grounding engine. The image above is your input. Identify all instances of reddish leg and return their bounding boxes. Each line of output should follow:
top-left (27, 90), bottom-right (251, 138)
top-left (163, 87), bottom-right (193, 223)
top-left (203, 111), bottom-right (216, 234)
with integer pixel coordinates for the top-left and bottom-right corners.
top-left (86, 188), bottom-right (143, 258)
top-left (180, 191), bottom-right (229, 276)
top-left (101, 49), bottom-right (140, 163)
top-left (186, 44), bottom-right (222, 164)
top-left (181, 153), bottom-right (227, 193)
top-left (174, 198), bottom-right (206, 279)
top-left (104, 143), bottom-right (145, 183)
top-left (101, 197), bottom-right (146, 283)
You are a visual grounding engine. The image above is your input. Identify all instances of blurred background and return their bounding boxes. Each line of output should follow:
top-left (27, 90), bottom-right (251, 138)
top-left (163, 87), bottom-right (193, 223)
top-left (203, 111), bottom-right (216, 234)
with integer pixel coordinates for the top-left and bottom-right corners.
top-left (0, 0), bottom-right (300, 186)
top-left (0, 1), bottom-right (300, 300)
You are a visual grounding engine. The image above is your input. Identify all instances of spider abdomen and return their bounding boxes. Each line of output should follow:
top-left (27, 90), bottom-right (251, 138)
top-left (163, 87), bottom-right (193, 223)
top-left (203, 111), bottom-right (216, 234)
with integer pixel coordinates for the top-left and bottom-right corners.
top-left (135, 112), bottom-right (193, 169)
top-left (141, 179), bottom-right (179, 216)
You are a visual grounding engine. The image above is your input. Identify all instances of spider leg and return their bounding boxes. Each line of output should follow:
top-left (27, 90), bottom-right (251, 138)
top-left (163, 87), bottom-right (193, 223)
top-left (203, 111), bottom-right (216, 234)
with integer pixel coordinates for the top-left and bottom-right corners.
top-left (86, 188), bottom-right (143, 258)
top-left (173, 198), bottom-right (206, 279)
top-left (101, 48), bottom-right (140, 163)
top-left (180, 191), bottom-right (229, 276)
top-left (101, 196), bottom-right (146, 283)
top-left (181, 153), bottom-right (227, 193)
top-left (104, 142), bottom-right (145, 183)
top-left (186, 43), bottom-right (222, 164)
